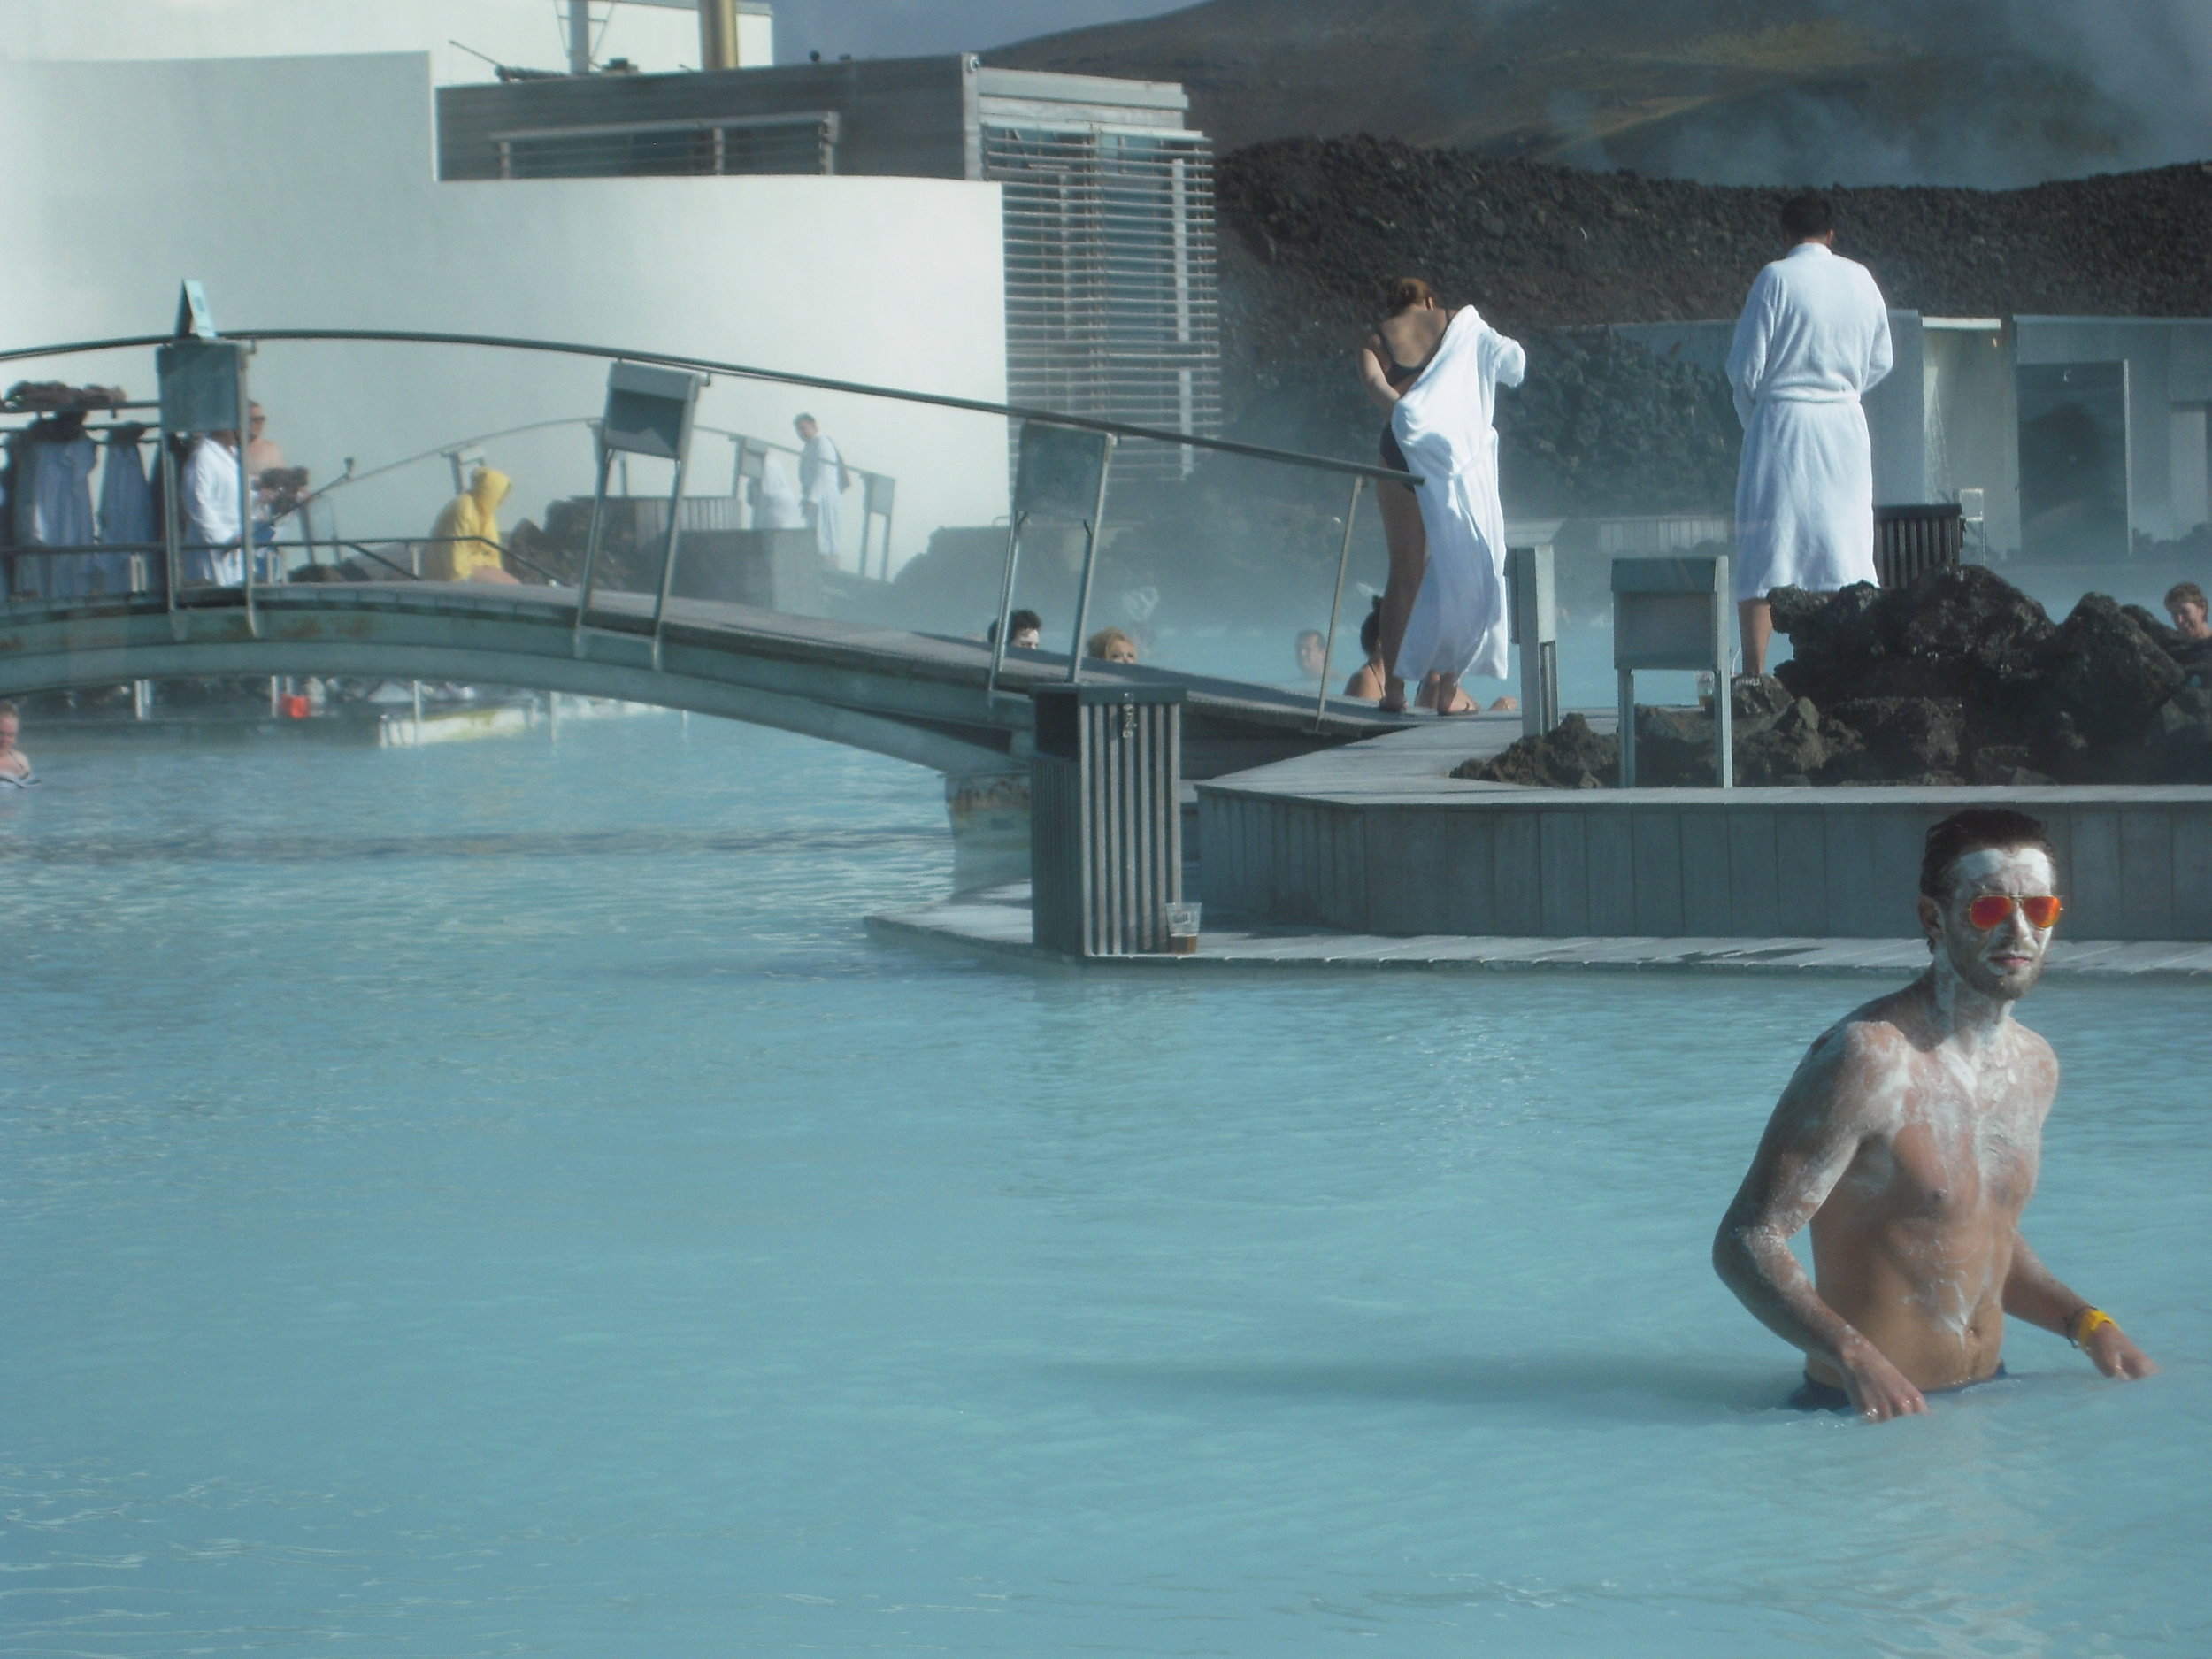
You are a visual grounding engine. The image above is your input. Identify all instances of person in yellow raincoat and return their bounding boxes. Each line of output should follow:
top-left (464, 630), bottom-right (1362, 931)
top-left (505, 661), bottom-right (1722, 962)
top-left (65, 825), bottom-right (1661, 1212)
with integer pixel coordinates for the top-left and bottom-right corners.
top-left (425, 465), bottom-right (517, 582)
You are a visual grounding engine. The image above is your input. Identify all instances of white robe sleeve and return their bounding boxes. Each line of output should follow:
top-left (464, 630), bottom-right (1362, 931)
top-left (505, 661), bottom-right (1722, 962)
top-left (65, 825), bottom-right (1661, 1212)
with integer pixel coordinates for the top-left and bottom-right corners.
top-left (1484, 330), bottom-right (1527, 391)
top-left (1862, 295), bottom-right (1894, 394)
top-left (1726, 271), bottom-right (1777, 430)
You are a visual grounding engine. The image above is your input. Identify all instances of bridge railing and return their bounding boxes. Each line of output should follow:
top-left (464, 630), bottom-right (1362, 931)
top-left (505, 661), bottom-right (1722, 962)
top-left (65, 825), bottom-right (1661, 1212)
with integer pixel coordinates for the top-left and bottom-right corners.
top-left (0, 320), bottom-right (1418, 728)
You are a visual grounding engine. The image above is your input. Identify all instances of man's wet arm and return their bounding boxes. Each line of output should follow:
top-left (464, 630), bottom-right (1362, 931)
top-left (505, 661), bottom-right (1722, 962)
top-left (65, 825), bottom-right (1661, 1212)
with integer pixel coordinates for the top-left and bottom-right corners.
top-left (2002, 1235), bottom-right (2091, 1335)
top-left (1711, 1039), bottom-right (1883, 1363)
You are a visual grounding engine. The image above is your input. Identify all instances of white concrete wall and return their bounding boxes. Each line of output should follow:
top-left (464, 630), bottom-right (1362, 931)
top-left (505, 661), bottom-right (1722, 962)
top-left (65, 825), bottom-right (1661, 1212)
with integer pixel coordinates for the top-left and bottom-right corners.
top-left (0, 0), bottom-right (773, 86)
top-left (0, 51), bottom-right (1006, 572)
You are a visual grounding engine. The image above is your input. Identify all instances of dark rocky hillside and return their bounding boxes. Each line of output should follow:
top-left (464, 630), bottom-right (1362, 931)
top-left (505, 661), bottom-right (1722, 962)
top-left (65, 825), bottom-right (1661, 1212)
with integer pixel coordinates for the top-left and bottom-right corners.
top-left (990, 0), bottom-right (2209, 190)
top-left (1211, 139), bottom-right (2212, 514)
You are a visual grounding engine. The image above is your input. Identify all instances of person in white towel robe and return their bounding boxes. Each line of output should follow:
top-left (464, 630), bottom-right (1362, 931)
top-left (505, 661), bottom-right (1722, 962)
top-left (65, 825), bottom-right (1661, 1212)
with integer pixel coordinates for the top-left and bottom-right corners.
top-left (1389, 303), bottom-right (1525, 710)
top-left (751, 455), bottom-right (805, 529)
top-left (794, 414), bottom-right (847, 565)
top-left (1728, 191), bottom-right (1893, 675)
top-left (181, 430), bottom-right (248, 586)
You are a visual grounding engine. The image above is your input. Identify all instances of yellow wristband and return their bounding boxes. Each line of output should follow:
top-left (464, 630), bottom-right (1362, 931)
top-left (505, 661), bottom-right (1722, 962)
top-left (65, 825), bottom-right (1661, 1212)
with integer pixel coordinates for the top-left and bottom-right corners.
top-left (2070, 1307), bottom-right (2116, 1347)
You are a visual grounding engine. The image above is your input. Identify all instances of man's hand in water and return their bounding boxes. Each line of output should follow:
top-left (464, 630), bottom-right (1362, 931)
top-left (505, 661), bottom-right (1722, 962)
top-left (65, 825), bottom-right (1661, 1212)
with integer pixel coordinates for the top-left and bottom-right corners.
top-left (2084, 1323), bottom-right (2158, 1381)
top-left (1839, 1339), bottom-right (1928, 1422)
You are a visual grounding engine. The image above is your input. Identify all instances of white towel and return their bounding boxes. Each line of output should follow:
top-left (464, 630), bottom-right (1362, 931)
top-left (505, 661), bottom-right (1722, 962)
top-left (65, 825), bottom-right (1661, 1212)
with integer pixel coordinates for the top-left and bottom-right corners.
top-left (1390, 305), bottom-right (1525, 683)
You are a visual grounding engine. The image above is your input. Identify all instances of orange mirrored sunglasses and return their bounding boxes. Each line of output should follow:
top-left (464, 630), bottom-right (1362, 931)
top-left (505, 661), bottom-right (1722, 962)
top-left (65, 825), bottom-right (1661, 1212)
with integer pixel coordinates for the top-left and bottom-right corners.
top-left (1967, 894), bottom-right (2062, 930)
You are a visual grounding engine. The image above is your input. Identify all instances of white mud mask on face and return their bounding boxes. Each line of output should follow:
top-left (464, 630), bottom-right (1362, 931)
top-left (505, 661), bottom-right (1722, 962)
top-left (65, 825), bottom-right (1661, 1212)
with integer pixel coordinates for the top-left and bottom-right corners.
top-left (1947, 848), bottom-right (2057, 899)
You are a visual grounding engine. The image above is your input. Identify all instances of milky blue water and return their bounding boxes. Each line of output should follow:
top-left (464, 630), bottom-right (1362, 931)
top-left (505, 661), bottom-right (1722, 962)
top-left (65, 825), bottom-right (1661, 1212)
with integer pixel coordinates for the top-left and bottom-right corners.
top-left (3, 716), bottom-right (2206, 1657)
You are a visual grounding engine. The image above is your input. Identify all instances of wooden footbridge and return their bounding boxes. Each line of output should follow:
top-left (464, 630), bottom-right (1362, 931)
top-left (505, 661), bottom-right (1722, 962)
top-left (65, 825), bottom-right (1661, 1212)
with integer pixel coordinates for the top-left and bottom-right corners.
top-left (0, 312), bottom-right (1422, 780)
top-left (0, 581), bottom-right (1410, 779)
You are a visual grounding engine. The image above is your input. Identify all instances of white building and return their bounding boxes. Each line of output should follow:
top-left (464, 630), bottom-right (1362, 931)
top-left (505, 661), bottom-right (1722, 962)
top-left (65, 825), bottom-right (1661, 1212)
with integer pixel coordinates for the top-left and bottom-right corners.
top-left (0, 48), bottom-right (1009, 569)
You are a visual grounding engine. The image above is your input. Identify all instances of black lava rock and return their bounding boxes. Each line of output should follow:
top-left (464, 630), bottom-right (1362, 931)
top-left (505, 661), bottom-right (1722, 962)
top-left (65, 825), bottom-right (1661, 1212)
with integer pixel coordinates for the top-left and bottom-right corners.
top-left (1626, 676), bottom-right (1827, 787)
top-left (1773, 567), bottom-right (2055, 710)
top-left (2034, 593), bottom-right (2184, 749)
top-left (1816, 699), bottom-right (1967, 785)
top-left (1458, 711), bottom-right (1617, 787)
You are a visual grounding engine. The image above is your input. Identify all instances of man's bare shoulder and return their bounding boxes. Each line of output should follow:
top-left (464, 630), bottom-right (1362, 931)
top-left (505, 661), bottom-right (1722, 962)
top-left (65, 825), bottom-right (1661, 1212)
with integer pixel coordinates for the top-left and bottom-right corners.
top-left (1809, 983), bottom-right (1926, 1061)
top-left (1779, 987), bottom-right (1927, 1124)
top-left (2005, 1019), bottom-right (2062, 1106)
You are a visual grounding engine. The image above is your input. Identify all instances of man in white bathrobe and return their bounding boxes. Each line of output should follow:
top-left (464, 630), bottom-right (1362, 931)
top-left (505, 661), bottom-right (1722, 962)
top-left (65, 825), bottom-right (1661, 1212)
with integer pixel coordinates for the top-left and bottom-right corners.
top-left (181, 428), bottom-right (248, 586)
top-left (794, 414), bottom-right (848, 566)
top-left (1391, 305), bottom-right (1525, 710)
top-left (1728, 192), bottom-right (1893, 676)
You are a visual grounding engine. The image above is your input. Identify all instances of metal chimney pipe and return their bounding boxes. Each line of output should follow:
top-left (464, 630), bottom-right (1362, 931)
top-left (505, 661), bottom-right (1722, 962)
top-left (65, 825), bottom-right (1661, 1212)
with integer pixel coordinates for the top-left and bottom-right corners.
top-left (567, 0), bottom-right (592, 74)
top-left (698, 0), bottom-right (741, 71)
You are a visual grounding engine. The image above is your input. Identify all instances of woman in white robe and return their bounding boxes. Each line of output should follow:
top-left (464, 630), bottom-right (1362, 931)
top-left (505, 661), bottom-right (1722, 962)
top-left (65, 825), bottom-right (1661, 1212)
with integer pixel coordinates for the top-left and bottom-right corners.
top-left (1727, 211), bottom-right (1893, 674)
top-left (1390, 304), bottom-right (1525, 707)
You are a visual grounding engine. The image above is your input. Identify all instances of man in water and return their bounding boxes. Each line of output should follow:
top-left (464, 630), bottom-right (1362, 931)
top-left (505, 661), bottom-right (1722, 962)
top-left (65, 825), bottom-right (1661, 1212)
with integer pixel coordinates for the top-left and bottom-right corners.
top-left (0, 700), bottom-right (35, 785)
top-left (2165, 581), bottom-right (2210, 641)
top-left (2162, 582), bottom-right (2212, 681)
top-left (1713, 808), bottom-right (2155, 1420)
top-left (1727, 191), bottom-right (1893, 677)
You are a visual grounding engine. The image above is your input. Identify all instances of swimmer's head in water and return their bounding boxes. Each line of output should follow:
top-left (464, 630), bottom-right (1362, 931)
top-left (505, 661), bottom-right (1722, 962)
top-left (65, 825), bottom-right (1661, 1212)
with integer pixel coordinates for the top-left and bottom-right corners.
top-left (1917, 809), bottom-right (2061, 1001)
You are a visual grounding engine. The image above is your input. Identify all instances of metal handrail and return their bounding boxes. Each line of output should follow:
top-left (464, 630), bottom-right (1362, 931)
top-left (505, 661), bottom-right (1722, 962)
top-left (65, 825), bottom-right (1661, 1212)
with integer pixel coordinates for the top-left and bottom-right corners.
top-left (0, 328), bottom-right (1423, 488)
top-left (0, 325), bottom-right (1421, 732)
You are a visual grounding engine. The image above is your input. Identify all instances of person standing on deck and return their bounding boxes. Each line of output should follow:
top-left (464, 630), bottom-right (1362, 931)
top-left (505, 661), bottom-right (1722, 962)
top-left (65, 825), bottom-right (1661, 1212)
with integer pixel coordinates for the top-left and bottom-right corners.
top-left (180, 428), bottom-right (246, 586)
top-left (793, 414), bottom-right (848, 566)
top-left (1357, 277), bottom-right (1443, 713)
top-left (1727, 191), bottom-right (1893, 677)
top-left (1389, 301), bottom-right (1525, 716)
top-left (1713, 808), bottom-right (2156, 1421)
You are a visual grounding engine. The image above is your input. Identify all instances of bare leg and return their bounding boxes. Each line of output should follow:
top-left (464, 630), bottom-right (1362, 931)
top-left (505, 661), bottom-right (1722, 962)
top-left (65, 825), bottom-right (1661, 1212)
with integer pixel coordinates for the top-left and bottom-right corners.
top-left (1738, 598), bottom-right (1772, 678)
top-left (1376, 481), bottom-right (1425, 711)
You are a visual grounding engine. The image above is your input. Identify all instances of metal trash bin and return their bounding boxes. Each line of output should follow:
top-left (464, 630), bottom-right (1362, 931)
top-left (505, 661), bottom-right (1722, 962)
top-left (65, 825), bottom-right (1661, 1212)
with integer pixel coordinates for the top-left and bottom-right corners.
top-left (1030, 683), bottom-right (1185, 956)
top-left (1875, 504), bottom-right (1963, 588)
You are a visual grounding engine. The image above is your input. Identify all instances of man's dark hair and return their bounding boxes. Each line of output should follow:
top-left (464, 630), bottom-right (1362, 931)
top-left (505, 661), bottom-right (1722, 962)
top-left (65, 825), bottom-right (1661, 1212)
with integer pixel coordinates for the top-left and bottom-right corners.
top-left (987, 608), bottom-right (1044, 647)
top-left (2165, 581), bottom-right (2206, 613)
top-left (1778, 191), bottom-right (1834, 242)
top-left (1381, 275), bottom-right (1439, 315)
top-left (1920, 808), bottom-right (2057, 899)
top-left (1359, 595), bottom-right (1382, 656)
